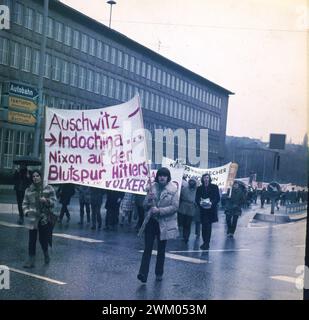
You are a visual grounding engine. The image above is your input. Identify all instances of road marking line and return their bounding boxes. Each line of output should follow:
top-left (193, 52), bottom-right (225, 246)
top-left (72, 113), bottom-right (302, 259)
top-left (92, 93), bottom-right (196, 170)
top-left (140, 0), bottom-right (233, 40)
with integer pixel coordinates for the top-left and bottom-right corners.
top-left (0, 221), bottom-right (26, 228)
top-left (53, 233), bottom-right (103, 243)
top-left (270, 275), bottom-right (303, 288)
top-left (138, 250), bottom-right (208, 264)
top-left (294, 244), bottom-right (305, 248)
top-left (0, 221), bottom-right (103, 243)
top-left (9, 267), bottom-right (66, 285)
top-left (169, 248), bottom-right (250, 253)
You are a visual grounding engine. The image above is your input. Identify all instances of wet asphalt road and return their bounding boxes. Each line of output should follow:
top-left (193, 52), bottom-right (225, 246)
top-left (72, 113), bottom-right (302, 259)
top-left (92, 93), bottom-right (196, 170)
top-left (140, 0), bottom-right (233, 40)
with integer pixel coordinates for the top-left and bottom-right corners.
top-left (0, 197), bottom-right (306, 300)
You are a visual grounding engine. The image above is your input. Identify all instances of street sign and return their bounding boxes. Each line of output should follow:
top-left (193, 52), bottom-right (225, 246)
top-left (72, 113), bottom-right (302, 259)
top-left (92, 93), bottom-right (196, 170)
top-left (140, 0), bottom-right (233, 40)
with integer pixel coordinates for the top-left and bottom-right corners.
top-left (7, 82), bottom-right (38, 99)
top-left (8, 110), bottom-right (36, 126)
top-left (8, 96), bottom-right (37, 113)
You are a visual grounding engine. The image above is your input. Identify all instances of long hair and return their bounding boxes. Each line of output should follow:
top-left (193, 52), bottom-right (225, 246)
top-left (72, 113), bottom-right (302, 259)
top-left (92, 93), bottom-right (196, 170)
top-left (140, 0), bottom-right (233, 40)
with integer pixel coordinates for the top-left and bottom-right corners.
top-left (201, 173), bottom-right (212, 186)
top-left (31, 170), bottom-right (42, 183)
top-left (155, 167), bottom-right (171, 183)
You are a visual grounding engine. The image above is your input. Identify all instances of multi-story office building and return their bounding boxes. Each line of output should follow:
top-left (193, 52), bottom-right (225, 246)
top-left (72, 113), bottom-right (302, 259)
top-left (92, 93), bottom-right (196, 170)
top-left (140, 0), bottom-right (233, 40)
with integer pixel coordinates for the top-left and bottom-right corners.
top-left (0, 0), bottom-right (233, 178)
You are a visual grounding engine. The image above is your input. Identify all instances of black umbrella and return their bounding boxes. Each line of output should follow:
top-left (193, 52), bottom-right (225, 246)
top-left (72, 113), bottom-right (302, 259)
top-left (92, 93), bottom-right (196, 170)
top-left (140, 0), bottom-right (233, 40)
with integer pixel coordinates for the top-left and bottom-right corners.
top-left (13, 155), bottom-right (41, 166)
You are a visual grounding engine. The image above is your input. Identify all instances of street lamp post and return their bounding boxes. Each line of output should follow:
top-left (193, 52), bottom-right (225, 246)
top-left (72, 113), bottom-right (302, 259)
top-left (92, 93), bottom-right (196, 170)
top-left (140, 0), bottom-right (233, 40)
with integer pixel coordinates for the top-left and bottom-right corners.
top-left (33, 0), bottom-right (49, 158)
top-left (107, 0), bottom-right (116, 28)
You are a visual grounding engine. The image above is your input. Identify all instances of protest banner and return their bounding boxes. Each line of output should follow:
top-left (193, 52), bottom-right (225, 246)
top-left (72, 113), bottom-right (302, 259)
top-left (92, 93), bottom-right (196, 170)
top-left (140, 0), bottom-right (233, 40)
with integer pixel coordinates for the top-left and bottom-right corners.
top-left (44, 95), bottom-right (149, 194)
top-left (162, 157), bottom-right (235, 190)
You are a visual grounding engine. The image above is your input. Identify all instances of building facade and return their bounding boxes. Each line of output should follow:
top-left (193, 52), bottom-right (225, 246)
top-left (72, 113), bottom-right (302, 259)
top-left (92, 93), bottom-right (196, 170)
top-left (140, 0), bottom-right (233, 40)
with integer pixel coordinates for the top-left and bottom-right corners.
top-left (0, 0), bottom-right (233, 179)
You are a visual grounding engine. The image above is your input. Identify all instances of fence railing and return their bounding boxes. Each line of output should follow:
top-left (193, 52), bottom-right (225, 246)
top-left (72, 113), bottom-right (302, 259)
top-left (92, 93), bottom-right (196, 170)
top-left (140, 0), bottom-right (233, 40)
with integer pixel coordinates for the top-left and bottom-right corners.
top-left (285, 202), bottom-right (307, 214)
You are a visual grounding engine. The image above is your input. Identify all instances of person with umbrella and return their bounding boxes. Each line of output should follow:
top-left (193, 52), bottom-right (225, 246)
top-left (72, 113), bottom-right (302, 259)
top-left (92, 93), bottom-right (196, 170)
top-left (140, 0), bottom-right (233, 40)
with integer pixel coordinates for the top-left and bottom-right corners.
top-left (22, 170), bottom-right (57, 268)
top-left (13, 157), bottom-right (40, 224)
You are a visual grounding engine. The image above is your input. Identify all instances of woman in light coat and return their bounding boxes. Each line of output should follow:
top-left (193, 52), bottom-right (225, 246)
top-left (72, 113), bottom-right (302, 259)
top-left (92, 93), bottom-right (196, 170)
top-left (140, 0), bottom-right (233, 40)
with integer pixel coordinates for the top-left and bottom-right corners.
top-left (137, 167), bottom-right (179, 283)
top-left (22, 170), bottom-right (57, 268)
top-left (178, 177), bottom-right (198, 243)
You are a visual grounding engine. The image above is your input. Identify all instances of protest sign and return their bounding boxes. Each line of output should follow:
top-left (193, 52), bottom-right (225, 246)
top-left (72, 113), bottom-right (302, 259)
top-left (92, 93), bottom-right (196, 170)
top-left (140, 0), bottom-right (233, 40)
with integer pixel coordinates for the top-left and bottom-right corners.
top-left (44, 95), bottom-right (149, 194)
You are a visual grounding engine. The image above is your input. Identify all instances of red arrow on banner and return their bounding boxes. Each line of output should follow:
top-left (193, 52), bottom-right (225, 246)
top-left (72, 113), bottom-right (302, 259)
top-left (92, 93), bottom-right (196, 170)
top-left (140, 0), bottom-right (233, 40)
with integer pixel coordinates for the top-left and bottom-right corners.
top-left (45, 133), bottom-right (57, 147)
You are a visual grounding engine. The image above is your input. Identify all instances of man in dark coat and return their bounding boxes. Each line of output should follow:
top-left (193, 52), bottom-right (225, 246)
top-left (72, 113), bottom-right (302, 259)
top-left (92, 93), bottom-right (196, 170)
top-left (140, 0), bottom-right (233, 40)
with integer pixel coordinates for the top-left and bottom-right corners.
top-left (195, 173), bottom-right (220, 250)
top-left (57, 184), bottom-right (75, 223)
top-left (13, 163), bottom-right (31, 224)
top-left (104, 190), bottom-right (124, 231)
top-left (90, 187), bottom-right (105, 230)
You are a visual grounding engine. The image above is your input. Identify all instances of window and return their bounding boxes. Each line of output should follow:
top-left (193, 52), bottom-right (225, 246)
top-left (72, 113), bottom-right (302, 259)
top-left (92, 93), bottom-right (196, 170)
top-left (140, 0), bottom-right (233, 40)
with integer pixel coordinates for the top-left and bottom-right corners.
top-left (44, 53), bottom-right (51, 78)
top-left (35, 12), bottom-right (43, 34)
top-left (10, 41), bottom-right (20, 69)
top-left (21, 46), bottom-right (31, 72)
top-left (73, 30), bottom-right (80, 49)
top-left (166, 73), bottom-right (171, 88)
top-left (97, 40), bottom-right (103, 59)
top-left (145, 91), bottom-right (149, 109)
top-left (81, 33), bottom-right (88, 53)
top-left (102, 75), bottom-right (108, 96)
top-left (47, 17), bottom-right (53, 38)
top-left (30, 49), bottom-right (39, 75)
top-left (94, 73), bottom-right (101, 94)
top-left (86, 69), bottom-right (94, 92)
top-left (61, 61), bottom-right (69, 84)
top-left (64, 26), bottom-right (72, 46)
top-left (192, 85), bottom-right (195, 99)
top-left (162, 71), bottom-right (166, 86)
top-left (108, 78), bottom-right (115, 98)
top-left (171, 75), bottom-right (175, 89)
top-left (115, 80), bottom-right (121, 100)
top-left (54, 21), bottom-right (63, 42)
top-left (127, 84), bottom-right (133, 99)
top-left (157, 69), bottom-right (161, 84)
top-left (3, 129), bottom-right (14, 169)
top-left (0, 38), bottom-right (9, 65)
top-left (110, 47), bottom-right (116, 64)
top-left (121, 82), bottom-right (127, 101)
top-left (218, 97), bottom-right (222, 109)
top-left (179, 79), bottom-right (183, 93)
top-left (78, 66), bottom-right (86, 89)
top-left (146, 64), bottom-right (151, 79)
top-left (129, 56), bottom-right (135, 73)
top-left (135, 59), bottom-right (141, 75)
top-left (117, 50), bottom-right (123, 67)
top-left (184, 81), bottom-right (188, 95)
top-left (123, 53), bottom-right (129, 70)
top-left (152, 66), bottom-right (157, 82)
top-left (52, 57), bottom-right (61, 81)
top-left (141, 61), bottom-right (146, 77)
top-left (149, 93), bottom-right (154, 110)
top-left (25, 7), bottom-right (34, 30)
top-left (175, 77), bottom-right (179, 91)
top-left (103, 44), bottom-right (110, 62)
top-left (89, 37), bottom-right (95, 56)
top-left (71, 63), bottom-right (78, 87)
top-left (15, 131), bottom-right (26, 156)
top-left (13, 2), bottom-right (23, 25)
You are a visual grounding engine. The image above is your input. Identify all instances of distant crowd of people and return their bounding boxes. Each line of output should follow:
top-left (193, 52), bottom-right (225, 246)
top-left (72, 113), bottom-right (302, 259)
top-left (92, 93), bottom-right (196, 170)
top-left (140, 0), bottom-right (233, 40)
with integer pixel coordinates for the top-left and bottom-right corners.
top-left (13, 164), bottom-right (307, 282)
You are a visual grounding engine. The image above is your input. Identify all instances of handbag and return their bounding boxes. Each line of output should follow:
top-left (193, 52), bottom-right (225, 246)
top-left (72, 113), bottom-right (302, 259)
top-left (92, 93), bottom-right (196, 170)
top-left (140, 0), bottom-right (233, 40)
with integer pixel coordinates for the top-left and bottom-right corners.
top-left (47, 211), bottom-right (58, 228)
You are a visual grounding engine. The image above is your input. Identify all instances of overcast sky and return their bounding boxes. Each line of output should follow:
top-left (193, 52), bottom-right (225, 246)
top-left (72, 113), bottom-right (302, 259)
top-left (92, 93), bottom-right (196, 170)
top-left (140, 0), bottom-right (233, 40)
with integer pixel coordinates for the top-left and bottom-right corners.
top-left (61, 0), bottom-right (308, 144)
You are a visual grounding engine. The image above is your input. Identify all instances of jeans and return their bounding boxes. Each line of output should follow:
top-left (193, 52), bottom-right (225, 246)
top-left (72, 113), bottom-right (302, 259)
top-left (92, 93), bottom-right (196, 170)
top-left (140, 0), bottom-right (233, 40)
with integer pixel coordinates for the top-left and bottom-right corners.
top-left (138, 218), bottom-right (167, 280)
top-left (200, 214), bottom-right (212, 247)
top-left (28, 223), bottom-right (50, 256)
top-left (226, 215), bottom-right (239, 234)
